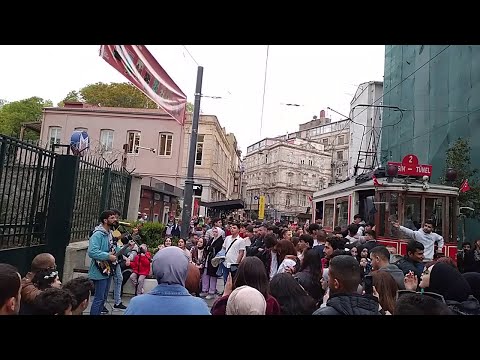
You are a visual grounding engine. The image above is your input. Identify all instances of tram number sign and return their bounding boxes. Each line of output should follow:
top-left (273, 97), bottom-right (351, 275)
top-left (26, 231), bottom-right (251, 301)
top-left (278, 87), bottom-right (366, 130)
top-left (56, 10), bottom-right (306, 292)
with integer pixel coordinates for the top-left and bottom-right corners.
top-left (388, 154), bottom-right (432, 177)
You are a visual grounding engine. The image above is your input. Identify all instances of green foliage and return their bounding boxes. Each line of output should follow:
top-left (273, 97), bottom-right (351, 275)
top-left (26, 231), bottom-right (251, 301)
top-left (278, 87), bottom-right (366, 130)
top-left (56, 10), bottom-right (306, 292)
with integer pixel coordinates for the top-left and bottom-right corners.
top-left (59, 82), bottom-right (158, 109)
top-left (0, 99), bottom-right (7, 108)
top-left (57, 90), bottom-right (81, 106)
top-left (186, 102), bottom-right (194, 113)
top-left (136, 222), bottom-right (166, 249)
top-left (0, 97), bottom-right (52, 139)
top-left (440, 138), bottom-right (480, 217)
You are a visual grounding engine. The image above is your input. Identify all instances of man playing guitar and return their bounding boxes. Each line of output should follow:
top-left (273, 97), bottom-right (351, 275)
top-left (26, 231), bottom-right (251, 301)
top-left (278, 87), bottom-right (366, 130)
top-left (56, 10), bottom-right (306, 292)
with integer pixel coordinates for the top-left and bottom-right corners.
top-left (88, 210), bottom-right (118, 315)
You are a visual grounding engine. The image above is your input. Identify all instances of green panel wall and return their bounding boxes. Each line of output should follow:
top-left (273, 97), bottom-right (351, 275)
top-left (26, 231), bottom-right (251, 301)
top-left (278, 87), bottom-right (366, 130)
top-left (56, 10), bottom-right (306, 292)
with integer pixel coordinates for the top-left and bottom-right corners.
top-left (381, 45), bottom-right (480, 242)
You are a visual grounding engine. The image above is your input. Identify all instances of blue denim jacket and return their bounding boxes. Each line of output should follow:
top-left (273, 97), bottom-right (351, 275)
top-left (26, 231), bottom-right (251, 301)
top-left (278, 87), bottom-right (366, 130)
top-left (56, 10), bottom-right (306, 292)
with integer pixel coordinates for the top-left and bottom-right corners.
top-left (124, 284), bottom-right (211, 315)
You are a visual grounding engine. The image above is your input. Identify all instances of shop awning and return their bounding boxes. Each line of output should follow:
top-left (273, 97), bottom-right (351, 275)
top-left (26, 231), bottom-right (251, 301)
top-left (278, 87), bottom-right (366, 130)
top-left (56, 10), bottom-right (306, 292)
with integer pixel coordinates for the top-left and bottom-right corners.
top-left (199, 199), bottom-right (244, 210)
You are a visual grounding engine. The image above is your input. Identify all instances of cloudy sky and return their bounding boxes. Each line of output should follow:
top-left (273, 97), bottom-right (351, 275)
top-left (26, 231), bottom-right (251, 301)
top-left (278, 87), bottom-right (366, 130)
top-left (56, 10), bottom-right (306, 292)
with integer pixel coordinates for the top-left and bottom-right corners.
top-left (0, 45), bottom-right (385, 153)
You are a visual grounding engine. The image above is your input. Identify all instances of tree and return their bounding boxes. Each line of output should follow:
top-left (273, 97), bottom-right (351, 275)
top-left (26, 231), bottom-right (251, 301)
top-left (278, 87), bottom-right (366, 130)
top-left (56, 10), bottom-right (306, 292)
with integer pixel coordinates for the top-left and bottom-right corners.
top-left (57, 90), bottom-right (81, 106)
top-left (440, 138), bottom-right (480, 210)
top-left (0, 99), bottom-right (7, 108)
top-left (78, 82), bottom-right (158, 108)
top-left (0, 97), bottom-right (53, 139)
top-left (186, 102), bottom-right (194, 113)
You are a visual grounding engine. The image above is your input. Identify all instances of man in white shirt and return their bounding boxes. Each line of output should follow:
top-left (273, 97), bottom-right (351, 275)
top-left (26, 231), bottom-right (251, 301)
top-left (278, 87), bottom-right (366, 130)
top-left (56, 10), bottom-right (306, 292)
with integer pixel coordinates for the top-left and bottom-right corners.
top-left (392, 219), bottom-right (444, 261)
top-left (221, 223), bottom-right (245, 284)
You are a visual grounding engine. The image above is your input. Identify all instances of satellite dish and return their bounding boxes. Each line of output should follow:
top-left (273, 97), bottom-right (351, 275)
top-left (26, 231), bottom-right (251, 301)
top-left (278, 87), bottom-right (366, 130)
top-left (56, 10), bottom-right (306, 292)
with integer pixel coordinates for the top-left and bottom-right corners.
top-left (70, 130), bottom-right (89, 156)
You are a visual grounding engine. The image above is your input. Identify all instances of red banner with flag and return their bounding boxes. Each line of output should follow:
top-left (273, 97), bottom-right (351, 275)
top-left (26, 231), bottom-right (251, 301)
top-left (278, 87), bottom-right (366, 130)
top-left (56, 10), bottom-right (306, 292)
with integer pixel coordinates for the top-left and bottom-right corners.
top-left (99, 45), bottom-right (187, 125)
top-left (460, 179), bottom-right (471, 193)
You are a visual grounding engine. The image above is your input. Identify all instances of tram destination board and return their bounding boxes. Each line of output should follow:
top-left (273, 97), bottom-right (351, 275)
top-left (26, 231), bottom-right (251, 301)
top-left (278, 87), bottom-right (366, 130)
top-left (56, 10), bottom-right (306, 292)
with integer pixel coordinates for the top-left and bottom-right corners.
top-left (388, 154), bottom-right (432, 177)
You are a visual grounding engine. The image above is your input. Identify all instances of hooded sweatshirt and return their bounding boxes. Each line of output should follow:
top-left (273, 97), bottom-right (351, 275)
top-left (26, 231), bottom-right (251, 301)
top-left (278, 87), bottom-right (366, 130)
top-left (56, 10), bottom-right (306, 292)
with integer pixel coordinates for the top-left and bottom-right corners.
top-left (378, 264), bottom-right (406, 290)
top-left (313, 293), bottom-right (382, 315)
top-left (427, 262), bottom-right (480, 315)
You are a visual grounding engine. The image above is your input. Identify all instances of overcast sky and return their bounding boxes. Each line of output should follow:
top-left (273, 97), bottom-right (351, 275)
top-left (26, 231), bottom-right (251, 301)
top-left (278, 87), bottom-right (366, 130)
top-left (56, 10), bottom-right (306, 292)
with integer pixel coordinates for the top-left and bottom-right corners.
top-left (0, 45), bottom-right (385, 153)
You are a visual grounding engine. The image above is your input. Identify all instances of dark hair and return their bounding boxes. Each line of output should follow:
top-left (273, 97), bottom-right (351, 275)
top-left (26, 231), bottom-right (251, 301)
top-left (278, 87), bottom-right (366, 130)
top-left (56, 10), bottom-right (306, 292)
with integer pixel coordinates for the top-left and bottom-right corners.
top-left (245, 225), bottom-right (254, 233)
top-left (308, 223), bottom-right (321, 234)
top-left (269, 273), bottom-right (317, 315)
top-left (299, 249), bottom-right (323, 282)
top-left (334, 226), bottom-right (342, 233)
top-left (32, 269), bottom-right (59, 290)
top-left (329, 255), bottom-right (361, 293)
top-left (110, 208), bottom-right (121, 216)
top-left (0, 263), bottom-right (20, 307)
top-left (394, 293), bottom-right (452, 315)
top-left (99, 210), bottom-right (116, 224)
top-left (33, 288), bottom-right (75, 315)
top-left (347, 224), bottom-right (359, 236)
top-left (275, 239), bottom-right (297, 264)
top-left (326, 236), bottom-right (345, 251)
top-left (406, 240), bottom-right (424, 256)
top-left (62, 277), bottom-right (94, 311)
top-left (424, 219), bottom-right (435, 226)
top-left (291, 236), bottom-right (299, 248)
top-left (370, 246), bottom-right (390, 261)
top-left (233, 257), bottom-right (269, 298)
top-left (354, 214), bottom-right (362, 220)
top-left (365, 230), bottom-right (376, 239)
top-left (263, 234), bottom-right (278, 249)
top-left (212, 218), bottom-right (222, 224)
top-left (299, 234), bottom-right (314, 248)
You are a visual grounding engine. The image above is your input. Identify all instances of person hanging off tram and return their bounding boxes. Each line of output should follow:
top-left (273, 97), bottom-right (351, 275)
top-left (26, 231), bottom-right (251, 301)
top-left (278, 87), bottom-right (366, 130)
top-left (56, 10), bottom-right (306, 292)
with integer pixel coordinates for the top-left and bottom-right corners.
top-left (391, 219), bottom-right (444, 262)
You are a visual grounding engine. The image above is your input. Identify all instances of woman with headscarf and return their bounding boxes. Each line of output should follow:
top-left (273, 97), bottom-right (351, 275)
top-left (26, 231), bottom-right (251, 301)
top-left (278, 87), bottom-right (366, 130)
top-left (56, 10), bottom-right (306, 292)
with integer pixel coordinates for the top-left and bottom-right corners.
top-left (404, 262), bottom-right (480, 315)
top-left (226, 286), bottom-right (266, 315)
top-left (124, 246), bottom-right (211, 315)
top-left (462, 272), bottom-right (480, 302)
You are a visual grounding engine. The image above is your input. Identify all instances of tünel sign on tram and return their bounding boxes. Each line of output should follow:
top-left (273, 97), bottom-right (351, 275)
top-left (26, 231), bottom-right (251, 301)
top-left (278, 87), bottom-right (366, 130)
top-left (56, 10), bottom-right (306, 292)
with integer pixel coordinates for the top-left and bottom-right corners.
top-left (387, 154), bottom-right (432, 177)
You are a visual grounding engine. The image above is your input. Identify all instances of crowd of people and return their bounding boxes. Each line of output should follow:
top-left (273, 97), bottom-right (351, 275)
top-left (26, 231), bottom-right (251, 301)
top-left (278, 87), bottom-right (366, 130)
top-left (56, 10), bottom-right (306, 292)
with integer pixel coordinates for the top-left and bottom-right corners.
top-left (3, 211), bottom-right (480, 315)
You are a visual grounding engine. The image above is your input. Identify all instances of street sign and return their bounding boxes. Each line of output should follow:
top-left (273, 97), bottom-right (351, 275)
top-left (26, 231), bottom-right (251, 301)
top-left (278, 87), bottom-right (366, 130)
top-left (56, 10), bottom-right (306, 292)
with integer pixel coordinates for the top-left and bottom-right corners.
top-left (258, 196), bottom-right (265, 220)
top-left (387, 154), bottom-right (432, 177)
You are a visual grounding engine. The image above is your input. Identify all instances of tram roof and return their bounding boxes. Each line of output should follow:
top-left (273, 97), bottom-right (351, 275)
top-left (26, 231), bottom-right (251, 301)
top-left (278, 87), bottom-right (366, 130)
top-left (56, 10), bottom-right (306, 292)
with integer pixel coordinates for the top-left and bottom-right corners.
top-left (313, 176), bottom-right (459, 200)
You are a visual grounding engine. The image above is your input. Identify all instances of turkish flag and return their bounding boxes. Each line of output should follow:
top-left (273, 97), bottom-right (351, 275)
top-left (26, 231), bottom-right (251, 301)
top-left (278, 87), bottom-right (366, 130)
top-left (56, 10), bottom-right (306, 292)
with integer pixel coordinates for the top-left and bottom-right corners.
top-left (460, 179), bottom-right (471, 193)
top-left (372, 175), bottom-right (383, 187)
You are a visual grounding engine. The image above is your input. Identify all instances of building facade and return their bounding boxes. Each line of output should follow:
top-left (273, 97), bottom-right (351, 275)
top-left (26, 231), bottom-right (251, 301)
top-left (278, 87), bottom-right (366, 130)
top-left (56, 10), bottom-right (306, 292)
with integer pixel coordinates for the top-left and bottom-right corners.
top-left (244, 137), bottom-right (331, 220)
top-left (347, 81), bottom-right (383, 177)
top-left (181, 114), bottom-right (242, 217)
top-left (40, 102), bottom-right (184, 222)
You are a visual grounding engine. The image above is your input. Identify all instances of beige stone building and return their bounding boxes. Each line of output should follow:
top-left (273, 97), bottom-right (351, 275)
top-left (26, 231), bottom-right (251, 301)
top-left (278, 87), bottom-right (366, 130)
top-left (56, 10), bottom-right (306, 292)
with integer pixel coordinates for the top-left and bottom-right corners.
top-left (244, 138), bottom-right (331, 220)
top-left (278, 110), bottom-right (350, 185)
top-left (181, 114), bottom-right (242, 217)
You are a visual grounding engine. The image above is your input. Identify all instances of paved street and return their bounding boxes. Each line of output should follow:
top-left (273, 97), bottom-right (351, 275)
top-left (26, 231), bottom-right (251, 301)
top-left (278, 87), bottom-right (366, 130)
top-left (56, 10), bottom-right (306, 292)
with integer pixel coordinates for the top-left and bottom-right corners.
top-left (84, 280), bottom-right (225, 315)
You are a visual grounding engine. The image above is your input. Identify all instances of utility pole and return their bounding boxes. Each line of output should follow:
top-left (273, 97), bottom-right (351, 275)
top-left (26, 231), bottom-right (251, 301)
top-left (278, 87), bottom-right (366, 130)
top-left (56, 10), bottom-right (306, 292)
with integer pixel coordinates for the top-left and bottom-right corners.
top-left (181, 66), bottom-right (203, 239)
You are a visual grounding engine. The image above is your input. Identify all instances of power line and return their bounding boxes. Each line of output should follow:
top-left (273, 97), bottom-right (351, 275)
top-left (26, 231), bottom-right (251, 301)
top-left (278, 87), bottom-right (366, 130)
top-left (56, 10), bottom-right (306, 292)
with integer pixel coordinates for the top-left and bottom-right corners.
top-left (259, 45), bottom-right (270, 139)
top-left (353, 45), bottom-right (452, 124)
top-left (388, 106), bottom-right (480, 149)
top-left (181, 45), bottom-right (199, 66)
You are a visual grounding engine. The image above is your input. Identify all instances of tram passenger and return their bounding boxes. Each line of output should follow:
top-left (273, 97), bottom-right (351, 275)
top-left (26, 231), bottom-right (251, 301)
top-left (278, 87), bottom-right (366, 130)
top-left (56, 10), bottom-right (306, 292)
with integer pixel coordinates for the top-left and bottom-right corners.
top-left (391, 219), bottom-right (444, 261)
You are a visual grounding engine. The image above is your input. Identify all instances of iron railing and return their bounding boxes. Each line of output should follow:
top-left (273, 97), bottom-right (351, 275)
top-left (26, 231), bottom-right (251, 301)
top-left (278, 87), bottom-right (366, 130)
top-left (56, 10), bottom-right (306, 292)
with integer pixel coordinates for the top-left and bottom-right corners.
top-left (0, 135), bottom-right (56, 249)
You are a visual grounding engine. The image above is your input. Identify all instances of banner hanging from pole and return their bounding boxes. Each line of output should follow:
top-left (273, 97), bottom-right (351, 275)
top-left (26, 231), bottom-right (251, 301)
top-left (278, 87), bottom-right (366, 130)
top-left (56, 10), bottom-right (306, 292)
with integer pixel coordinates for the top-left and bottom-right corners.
top-left (99, 45), bottom-right (187, 125)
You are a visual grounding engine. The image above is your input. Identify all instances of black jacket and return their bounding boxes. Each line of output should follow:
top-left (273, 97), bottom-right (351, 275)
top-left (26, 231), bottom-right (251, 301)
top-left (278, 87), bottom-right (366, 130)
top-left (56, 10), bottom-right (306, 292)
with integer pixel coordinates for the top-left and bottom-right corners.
top-left (313, 293), bottom-right (382, 315)
top-left (395, 256), bottom-right (423, 279)
top-left (294, 271), bottom-right (324, 303)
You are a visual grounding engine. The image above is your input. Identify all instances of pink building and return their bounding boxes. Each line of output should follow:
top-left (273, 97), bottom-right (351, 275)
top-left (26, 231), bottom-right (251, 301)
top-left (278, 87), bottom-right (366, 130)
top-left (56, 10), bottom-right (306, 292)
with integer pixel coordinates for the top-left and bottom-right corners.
top-left (40, 102), bottom-right (185, 222)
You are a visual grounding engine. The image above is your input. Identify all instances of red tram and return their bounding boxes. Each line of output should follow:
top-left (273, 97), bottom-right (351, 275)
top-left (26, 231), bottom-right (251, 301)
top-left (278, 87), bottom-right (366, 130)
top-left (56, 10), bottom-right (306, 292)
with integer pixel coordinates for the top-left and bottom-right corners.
top-left (312, 168), bottom-right (459, 260)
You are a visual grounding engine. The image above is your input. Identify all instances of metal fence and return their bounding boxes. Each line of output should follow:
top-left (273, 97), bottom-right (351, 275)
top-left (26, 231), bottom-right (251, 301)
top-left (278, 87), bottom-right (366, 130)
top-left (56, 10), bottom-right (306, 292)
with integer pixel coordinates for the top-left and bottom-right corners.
top-left (0, 134), bottom-right (132, 275)
top-left (0, 135), bottom-right (55, 250)
top-left (70, 155), bottom-right (131, 241)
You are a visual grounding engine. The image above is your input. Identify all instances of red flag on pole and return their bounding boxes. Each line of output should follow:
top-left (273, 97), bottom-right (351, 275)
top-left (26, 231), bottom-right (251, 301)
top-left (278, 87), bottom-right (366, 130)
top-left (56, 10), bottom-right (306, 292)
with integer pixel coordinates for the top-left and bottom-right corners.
top-left (372, 175), bottom-right (383, 187)
top-left (460, 179), bottom-right (471, 193)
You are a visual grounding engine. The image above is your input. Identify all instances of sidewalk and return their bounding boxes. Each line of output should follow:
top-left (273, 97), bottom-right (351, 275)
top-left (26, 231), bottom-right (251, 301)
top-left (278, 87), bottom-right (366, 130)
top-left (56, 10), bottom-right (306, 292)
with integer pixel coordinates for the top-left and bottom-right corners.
top-left (84, 280), bottom-right (225, 315)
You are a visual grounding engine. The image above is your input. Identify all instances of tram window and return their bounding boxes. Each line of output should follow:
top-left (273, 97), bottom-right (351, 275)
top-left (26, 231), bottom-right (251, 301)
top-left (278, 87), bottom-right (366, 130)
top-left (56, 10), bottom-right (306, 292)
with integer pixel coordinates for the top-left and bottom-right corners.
top-left (425, 197), bottom-right (443, 237)
top-left (324, 199), bottom-right (334, 229)
top-left (404, 196), bottom-right (421, 231)
top-left (358, 190), bottom-right (375, 224)
top-left (377, 193), bottom-right (386, 237)
top-left (335, 197), bottom-right (349, 228)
